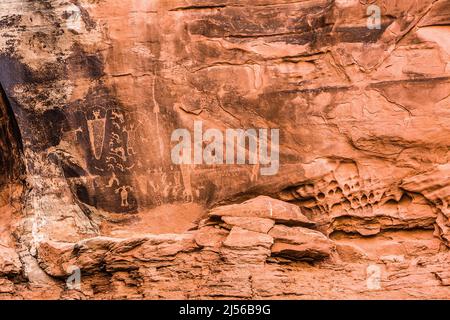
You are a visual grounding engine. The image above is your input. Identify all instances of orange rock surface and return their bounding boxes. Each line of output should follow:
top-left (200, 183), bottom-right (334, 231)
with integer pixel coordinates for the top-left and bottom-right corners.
top-left (0, 0), bottom-right (449, 299)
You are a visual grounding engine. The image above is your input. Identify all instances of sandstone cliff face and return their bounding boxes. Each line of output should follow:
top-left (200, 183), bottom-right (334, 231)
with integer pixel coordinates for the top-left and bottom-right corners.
top-left (0, 0), bottom-right (449, 299)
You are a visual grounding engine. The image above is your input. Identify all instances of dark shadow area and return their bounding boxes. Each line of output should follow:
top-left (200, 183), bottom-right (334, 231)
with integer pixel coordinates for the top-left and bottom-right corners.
top-left (0, 81), bottom-right (23, 186)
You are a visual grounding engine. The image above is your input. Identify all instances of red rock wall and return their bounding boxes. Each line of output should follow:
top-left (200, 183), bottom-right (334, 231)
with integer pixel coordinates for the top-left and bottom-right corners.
top-left (0, 0), bottom-right (449, 299)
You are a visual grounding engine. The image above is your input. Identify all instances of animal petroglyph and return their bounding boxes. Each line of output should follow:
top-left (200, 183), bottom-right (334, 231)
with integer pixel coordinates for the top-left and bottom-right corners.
top-left (107, 172), bottom-right (119, 188)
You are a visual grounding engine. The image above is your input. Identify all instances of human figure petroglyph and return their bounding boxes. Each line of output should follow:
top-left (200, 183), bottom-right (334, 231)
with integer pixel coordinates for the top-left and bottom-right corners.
top-left (87, 109), bottom-right (106, 160)
top-left (115, 185), bottom-right (133, 207)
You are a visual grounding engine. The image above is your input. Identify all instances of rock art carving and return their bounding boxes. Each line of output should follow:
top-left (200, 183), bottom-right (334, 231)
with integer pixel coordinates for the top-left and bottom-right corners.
top-left (87, 109), bottom-right (106, 160)
top-left (115, 186), bottom-right (133, 207)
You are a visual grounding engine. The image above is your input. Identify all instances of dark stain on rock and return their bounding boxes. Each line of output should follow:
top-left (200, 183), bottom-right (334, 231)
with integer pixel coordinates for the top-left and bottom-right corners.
top-left (0, 55), bottom-right (35, 89)
top-left (0, 47), bottom-right (104, 88)
top-left (66, 44), bottom-right (104, 79)
top-left (0, 55), bottom-right (70, 153)
top-left (0, 15), bottom-right (22, 29)
top-left (0, 81), bottom-right (23, 152)
top-left (65, 84), bottom-right (142, 213)
top-left (188, 2), bottom-right (390, 47)
top-left (334, 24), bottom-right (390, 43)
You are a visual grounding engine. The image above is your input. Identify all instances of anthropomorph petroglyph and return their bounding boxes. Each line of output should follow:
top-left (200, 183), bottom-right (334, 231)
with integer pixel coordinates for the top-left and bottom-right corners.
top-left (87, 109), bottom-right (106, 160)
top-left (115, 185), bottom-right (133, 207)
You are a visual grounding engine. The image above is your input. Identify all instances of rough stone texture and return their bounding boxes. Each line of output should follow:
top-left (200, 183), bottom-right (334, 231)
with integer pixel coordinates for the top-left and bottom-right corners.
top-left (269, 225), bottom-right (334, 260)
top-left (0, 0), bottom-right (449, 299)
